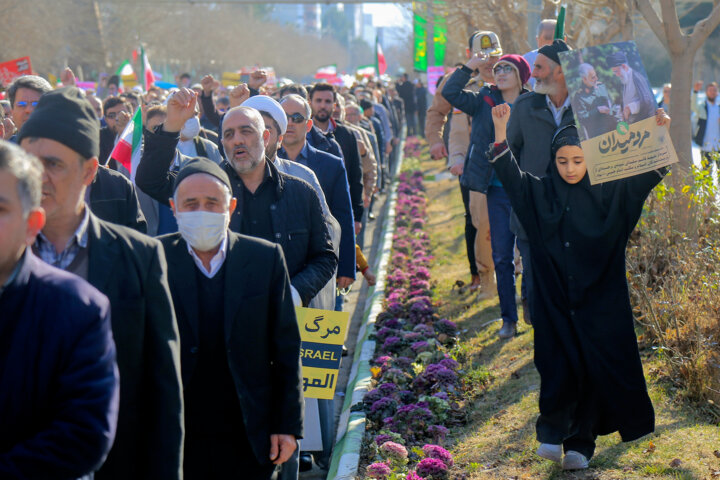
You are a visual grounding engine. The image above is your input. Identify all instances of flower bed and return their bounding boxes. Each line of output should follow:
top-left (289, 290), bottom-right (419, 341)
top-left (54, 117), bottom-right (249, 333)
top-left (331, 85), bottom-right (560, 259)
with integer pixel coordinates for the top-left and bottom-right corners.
top-left (358, 171), bottom-right (464, 480)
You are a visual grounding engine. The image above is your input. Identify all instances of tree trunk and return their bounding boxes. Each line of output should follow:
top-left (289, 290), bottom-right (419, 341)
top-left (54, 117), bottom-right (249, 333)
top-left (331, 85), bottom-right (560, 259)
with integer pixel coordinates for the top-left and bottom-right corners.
top-left (669, 51), bottom-right (695, 174)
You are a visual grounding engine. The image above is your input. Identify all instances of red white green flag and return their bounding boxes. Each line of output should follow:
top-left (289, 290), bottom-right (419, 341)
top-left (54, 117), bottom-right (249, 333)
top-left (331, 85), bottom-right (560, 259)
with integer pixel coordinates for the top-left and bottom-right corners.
top-left (314, 64), bottom-right (337, 79)
top-left (108, 107), bottom-right (142, 173)
top-left (139, 46), bottom-right (155, 91)
top-left (375, 36), bottom-right (387, 75)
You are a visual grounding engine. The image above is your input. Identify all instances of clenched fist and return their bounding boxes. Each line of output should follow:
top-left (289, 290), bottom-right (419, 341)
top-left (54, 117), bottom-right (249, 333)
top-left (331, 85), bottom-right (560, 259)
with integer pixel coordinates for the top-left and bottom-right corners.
top-left (200, 74), bottom-right (220, 96)
top-left (164, 88), bottom-right (197, 133)
top-left (229, 83), bottom-right (250, 108)
top-left (249, 70), bottom-right (268, 90)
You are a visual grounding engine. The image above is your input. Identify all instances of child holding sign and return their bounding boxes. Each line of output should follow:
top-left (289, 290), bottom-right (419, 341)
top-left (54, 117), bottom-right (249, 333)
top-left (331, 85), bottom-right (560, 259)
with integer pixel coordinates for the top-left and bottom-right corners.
top-left (488, 103), bottom-right (670, 470)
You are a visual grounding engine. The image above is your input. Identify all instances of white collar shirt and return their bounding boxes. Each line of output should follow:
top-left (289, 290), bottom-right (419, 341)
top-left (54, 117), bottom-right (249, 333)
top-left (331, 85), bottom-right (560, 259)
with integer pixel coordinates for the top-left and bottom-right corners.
top-left (187, 234), bottom-right (228, 278)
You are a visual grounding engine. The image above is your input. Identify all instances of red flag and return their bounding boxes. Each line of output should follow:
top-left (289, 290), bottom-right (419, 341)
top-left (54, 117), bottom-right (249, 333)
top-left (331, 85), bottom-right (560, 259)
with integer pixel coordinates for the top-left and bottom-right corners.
top-left (376, 38), bottom-right (387, 76)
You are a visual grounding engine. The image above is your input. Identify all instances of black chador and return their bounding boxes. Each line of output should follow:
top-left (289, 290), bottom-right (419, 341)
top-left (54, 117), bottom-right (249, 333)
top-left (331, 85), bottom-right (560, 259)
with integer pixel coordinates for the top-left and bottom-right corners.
top-left (490, 131), bottom-right (666, 459)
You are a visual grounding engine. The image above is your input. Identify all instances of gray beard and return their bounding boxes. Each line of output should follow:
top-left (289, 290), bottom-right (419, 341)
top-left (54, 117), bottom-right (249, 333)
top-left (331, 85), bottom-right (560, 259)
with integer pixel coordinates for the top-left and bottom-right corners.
top-left (534, 80), bottom-right (555, 95)
top-left (227, 152), bottom-right (263, 175)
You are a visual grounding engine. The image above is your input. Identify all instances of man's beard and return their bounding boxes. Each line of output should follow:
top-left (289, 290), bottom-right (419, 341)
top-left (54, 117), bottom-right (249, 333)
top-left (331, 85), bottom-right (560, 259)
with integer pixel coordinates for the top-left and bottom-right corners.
top-left (534, 78), bottom-right (556, 95)
top-left (265, 141), bottom-right (278, 160)
top-left (226, 145), bottom-right (264, 174)
top-left (314, 110), bottom-right (330, 122)
top-left (619, 68), bottom-right (632, 85)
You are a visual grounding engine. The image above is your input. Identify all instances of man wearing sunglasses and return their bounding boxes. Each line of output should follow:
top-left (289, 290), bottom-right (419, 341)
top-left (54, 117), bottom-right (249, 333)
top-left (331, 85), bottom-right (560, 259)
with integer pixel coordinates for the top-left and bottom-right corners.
top-left (6, 75), bottom-right (53, 143)
top-left (99, 97), bottom-right (132, 168)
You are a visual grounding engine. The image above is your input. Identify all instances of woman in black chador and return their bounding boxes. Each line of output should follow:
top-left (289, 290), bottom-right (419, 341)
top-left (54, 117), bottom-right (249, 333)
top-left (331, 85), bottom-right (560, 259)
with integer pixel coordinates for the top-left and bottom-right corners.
top-left (487, 103), bottom-right (671, 470)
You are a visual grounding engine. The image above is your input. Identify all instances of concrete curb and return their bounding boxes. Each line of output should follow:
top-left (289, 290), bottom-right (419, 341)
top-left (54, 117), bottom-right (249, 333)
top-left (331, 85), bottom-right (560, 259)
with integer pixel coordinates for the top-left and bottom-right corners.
top-left (327, 150), bottom-right (404, 480)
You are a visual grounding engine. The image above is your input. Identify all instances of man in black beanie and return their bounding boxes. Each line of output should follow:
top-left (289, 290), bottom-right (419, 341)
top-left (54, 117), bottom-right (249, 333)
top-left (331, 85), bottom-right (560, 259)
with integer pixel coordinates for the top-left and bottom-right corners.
top-left (18, 86), bottom-right (184, 480)
top-left (504, 39), bottom-right (575, 333)
top-left (158, 157), bottom-right (302, 479)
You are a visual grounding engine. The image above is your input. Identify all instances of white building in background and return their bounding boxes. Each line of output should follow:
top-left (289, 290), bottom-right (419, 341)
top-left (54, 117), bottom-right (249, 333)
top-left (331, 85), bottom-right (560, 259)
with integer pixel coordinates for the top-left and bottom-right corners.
top-left (269, 4), bottom-right (321, 36)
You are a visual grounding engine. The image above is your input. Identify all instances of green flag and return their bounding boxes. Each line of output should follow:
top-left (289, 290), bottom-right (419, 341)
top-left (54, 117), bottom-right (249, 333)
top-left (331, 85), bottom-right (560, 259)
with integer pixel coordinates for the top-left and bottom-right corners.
top-left (554, 4), bottom-right (566, 40)
top-left (413, 13), bottom-right (428, 72)
top-left (433, 16), bottom-right (447, 67)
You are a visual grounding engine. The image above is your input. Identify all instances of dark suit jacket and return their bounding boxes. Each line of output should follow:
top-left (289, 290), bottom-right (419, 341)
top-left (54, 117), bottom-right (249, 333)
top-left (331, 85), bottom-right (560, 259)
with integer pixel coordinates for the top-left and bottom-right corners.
top-left (0, 250), bottom-right (119, 479)
top-left (88, 166), bottom-right (147, 233)
top-left (280, 143), bottom-right (356, 279)
top-left (159, 232), bottom-right (303, 465)
top-left (99, 126), bottom-right (116, 166)
top-left (307, 122), bottom-right (364, 221)
top-left (136, 127), bottom-right (337, 305)
top-left (83, 214), bottom-right (184, 480)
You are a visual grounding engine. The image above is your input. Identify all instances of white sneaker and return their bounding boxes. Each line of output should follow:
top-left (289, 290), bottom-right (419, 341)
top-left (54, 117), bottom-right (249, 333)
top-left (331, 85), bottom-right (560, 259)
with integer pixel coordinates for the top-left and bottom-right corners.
top-left (536, 443), bottom-right (562, 463)
top-left (562, 450), bottom-right (589, 470)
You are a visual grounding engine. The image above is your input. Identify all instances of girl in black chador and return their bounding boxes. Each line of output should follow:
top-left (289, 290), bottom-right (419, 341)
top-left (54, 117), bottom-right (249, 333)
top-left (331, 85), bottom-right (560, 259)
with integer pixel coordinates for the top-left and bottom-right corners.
top-left (488, 103), bottom-right (671, 470)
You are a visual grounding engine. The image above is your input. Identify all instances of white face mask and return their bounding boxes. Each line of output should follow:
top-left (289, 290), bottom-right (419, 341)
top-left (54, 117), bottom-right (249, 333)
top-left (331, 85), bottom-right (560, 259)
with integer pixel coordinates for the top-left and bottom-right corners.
top-left (180, 116), bottom-right (201, 140)
top-left (175, 210), bottom-right (229, 252)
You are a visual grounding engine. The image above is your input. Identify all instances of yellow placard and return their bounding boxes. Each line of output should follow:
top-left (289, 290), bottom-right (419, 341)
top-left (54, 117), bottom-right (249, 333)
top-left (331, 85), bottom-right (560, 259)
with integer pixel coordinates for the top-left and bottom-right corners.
top-left (295, 307), bottom-right (349, 400)
top-left (221, 72), bottom-right (242, 87)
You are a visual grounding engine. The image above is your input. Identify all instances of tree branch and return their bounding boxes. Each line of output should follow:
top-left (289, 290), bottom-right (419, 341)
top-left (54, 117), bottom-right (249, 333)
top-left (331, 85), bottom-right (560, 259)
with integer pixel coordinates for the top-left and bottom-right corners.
top-left (658, 0), bottom-right (687, 52)
top-left (634, 0), bottom-right (670, 51)
top-left (689, 0), bottom-right (720, 52)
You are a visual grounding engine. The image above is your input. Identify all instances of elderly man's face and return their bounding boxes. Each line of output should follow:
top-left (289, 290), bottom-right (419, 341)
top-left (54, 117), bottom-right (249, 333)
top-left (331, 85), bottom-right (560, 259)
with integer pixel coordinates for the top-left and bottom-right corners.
top-left (20, 137), bottom-right (97, 221)
top-left (12, 88), bottom-right (43, 130)
top-left (172, 173), bottom-right (235, 215)
top-left (611, 64), bottom-right (627, 78)
top-left (532, 54), bottom-right (559, 95)
top-left (582, 68), bottom-right (598, 88)
top-left (0, 167), bottom-right (45, 282)
top-left (345, 107), bottom-right (361, 125)
top-left (222, 108), bottom-right (268, 175)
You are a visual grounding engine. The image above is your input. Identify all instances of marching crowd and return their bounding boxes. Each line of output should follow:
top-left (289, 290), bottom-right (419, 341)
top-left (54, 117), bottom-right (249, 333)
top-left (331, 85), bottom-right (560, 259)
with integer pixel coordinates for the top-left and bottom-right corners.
top-left (0, 64), bottom-right (406, 479)
top-left (0, 14), bottom-right (711, 480)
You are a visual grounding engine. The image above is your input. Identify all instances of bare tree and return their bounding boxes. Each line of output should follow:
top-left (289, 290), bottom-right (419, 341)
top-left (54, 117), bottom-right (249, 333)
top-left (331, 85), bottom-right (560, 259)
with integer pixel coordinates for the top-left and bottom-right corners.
top-left (634, 0), bottom-right (720, 177)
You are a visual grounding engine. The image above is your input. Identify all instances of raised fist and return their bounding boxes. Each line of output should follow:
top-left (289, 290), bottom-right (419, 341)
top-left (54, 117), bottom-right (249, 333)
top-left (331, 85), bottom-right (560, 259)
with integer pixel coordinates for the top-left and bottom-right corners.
top-left (200, 75), bottom-right (220, 96)
top-left (249, 70), bottom-right (268, 90)
top-left (164, 88), bottom-right (197, 132)
top-left (229, 83), bottom-right (250, 108)
top-left (61, 67), bottom-right (76, 87)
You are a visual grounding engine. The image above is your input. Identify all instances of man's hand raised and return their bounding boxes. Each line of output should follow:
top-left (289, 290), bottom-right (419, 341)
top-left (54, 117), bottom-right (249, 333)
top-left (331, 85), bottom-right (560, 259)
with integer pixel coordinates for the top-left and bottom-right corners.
top-left (229, 83), bottom-right (250, 108)
top-left (249, 70), bottom-right (268, 90)
top-left (200, 74), bottom-right (220, 96)
top-left (61, 67), bottom-right (77, 87)
top-left (164, 88), bottom-right (197, 133)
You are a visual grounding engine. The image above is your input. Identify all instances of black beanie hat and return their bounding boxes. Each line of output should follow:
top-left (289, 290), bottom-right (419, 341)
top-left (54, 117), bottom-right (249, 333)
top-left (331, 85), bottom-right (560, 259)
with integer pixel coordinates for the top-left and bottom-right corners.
top-left (538, 39), bottom-right (571, 66)
top-left (174, 157), bottom-right (232, 195)
top-left (18, 87), bottom-right (99, 160)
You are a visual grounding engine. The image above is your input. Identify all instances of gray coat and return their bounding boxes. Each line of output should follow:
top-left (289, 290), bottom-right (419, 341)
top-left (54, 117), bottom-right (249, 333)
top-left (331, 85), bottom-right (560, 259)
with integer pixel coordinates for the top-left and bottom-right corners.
top-left (506, 91), bottom-right (575, 239)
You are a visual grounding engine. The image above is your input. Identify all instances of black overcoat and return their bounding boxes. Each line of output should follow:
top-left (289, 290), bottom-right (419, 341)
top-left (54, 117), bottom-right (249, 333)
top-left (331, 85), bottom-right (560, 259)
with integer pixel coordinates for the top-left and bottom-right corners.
top-left (159, 232), bottom-right (304, 466)
top-left (490, 144), bottom-right (665, 444)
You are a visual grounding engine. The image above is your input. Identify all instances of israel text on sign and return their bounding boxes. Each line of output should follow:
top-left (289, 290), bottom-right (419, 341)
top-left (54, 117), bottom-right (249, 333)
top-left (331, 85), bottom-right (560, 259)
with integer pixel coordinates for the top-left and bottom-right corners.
top-left (295, 307), bottom-right (350, 400)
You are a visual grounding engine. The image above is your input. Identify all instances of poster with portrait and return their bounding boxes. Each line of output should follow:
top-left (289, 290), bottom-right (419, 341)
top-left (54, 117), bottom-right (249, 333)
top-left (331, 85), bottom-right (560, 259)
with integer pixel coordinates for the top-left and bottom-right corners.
top-left (559, 41), bottom-right (678, 184)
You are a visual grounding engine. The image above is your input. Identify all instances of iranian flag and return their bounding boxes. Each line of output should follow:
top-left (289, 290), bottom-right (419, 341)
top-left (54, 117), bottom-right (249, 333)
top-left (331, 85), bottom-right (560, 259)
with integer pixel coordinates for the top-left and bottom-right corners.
top-left (314, 64), bottom-right (337, 79)
top-left (115, 60), bottom-right (135, 90)
top-left (356, 65), bottom-right (376, 78)
top-left (108, 107), bottom-right (142, 174)
top-left (375, 37), bottom-right (387, 75)
top-left (139, 46), bottom-right (155, 91)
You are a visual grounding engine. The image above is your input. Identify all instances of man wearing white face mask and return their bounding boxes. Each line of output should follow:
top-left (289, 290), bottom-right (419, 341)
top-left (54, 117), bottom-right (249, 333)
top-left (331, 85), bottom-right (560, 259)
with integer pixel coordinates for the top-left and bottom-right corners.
top-left (159, 156), bottom-right (303, 479)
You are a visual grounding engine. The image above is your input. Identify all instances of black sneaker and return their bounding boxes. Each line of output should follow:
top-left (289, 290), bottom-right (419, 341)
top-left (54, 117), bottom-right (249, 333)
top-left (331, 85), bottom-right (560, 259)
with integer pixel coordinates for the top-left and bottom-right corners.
top-left (498, 320), bottom-right (517, 339)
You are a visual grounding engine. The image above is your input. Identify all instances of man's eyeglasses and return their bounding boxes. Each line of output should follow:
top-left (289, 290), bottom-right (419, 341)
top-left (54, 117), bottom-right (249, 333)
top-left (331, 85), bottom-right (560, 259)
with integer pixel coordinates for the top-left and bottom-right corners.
top-left (493, 64), bottom-right (515, 75)
top-left (15, 101), bottom-right (39, 109)
top-left (286, 112), bottom-right (307, 124)
top-left (105, 112), bottom-right (121, 120)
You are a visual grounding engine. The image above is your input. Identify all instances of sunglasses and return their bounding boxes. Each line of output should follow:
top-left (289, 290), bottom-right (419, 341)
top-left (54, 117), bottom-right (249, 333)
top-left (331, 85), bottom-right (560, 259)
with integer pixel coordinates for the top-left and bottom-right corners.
top-left (15, 100), bottom-right (39, 108)
top-left (493, 64), bottom-right (515, 75)
top-left (286, 112), bottom-right (307, 124)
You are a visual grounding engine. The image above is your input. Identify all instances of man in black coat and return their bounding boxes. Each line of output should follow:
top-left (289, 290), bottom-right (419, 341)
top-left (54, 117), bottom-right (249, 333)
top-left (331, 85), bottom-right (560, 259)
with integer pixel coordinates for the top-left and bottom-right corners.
top-left (0, 140), bottom-right (119, 479)
top-left (18, 87), bottom-right (184, 480)
top-left (506, 40), bottom-right (575, 335)
top-left (136, 88), bottom-right (337, 306)
top-left (88, 165), bottom-right (147, 232)
top-left (159, 157), bottom-right (302, 478)
top-left (308, 83), bottom-right (364, 234)
top-left (396, 73), bottom-right (417, 135)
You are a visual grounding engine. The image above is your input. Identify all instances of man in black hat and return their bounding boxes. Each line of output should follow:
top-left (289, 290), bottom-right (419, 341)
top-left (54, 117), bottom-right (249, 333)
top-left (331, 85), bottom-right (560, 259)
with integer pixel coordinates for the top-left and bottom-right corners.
top-left (609, 51), bottom-right (656, 124)
top-left (506, 39), bottom-right (576, 334)
top-left (159, 157), bottom-right (302, 479)
top-left (18, 87), bottom-right (184, 480)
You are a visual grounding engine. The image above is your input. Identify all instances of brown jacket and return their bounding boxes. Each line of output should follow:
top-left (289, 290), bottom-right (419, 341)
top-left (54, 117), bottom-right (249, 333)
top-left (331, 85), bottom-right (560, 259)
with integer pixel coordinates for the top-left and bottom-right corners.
top-left (425, 74), bottom-right (485, 169)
